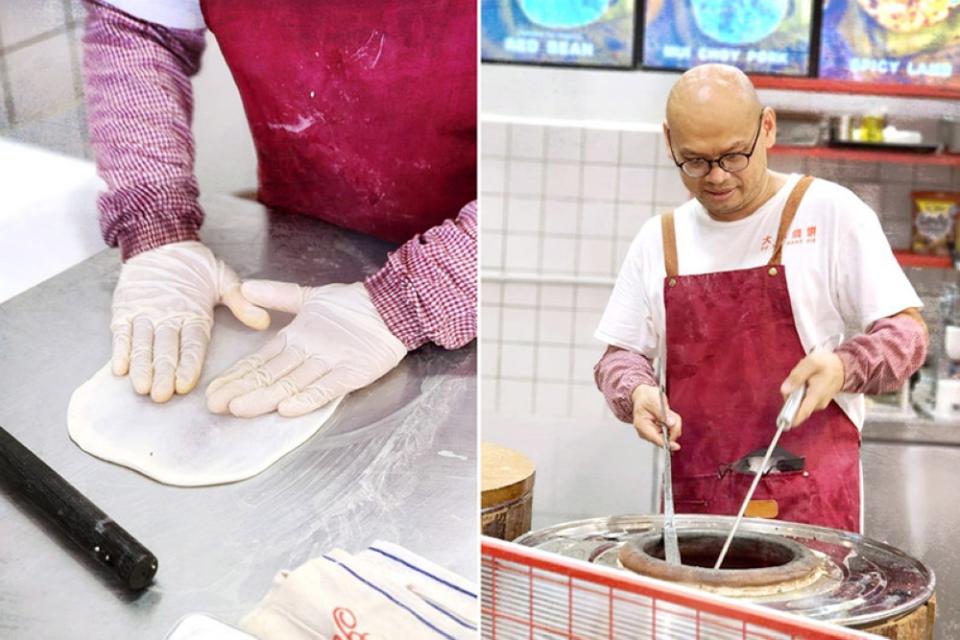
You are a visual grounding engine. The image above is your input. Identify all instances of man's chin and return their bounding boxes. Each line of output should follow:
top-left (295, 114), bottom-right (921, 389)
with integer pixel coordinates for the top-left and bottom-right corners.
top-left (697, 192), bottom-right (742, 218)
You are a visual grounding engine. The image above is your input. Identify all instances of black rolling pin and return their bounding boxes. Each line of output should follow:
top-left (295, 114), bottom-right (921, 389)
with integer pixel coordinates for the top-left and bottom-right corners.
top-left (0, 425), bottom-right (157, 590)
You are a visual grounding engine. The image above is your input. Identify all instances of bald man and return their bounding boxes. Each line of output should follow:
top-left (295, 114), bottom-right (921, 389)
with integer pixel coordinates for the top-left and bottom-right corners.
top-left (593, 64), bottom-right (926, 533)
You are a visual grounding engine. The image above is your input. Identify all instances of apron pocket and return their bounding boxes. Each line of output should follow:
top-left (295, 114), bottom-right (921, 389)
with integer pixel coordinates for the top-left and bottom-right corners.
top-left (727, 470), bottom-right (817, 524)
top-left (671, 474), bottom-right (718, 514)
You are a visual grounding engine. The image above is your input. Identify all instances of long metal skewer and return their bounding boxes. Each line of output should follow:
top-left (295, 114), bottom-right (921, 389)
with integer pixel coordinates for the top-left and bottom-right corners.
top-left (713, 334), bottom-right (842, 570)
top-left (713, 385), bottom-right (805, 569)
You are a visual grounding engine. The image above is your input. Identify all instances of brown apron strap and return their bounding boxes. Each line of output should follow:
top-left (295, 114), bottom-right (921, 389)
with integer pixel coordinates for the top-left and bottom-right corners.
top-left (769, 175), bottom-right (814, 266)
top-left (661, 211), bottom-right (679, 278)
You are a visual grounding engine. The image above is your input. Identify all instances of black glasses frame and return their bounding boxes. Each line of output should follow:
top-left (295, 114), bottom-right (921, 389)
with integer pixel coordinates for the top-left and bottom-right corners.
top-left (669, 110), bottom-right (766, 178)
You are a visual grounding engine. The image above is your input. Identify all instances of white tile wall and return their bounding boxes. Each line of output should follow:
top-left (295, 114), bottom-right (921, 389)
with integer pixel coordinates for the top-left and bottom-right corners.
top-left (0, 2), bottom-right (69, 46)
top-left (481, 118), bottom-right (960, 528)
top-left (5, 31), bottom-right (76, 123)
top-left (545, 162), bottom-right (581, 198)
top-left (0, 66), bottom-right (8, 129)
top-left (482, 121), bottom-right (674, 524)
top-left (546, 127), bottom-right (581, 161)
top-left (0, 1), bottom-right (88, 159)
top-left (1, 2), bottom-right (257, 194)
top-left (510, 124), bottom-right (545, 159)
top-left (622, 131), bottom-right (660, 166)
top-left (509, 159), bottom-right (543, 196)
top-left (542, 199), bottom-right (578, 234)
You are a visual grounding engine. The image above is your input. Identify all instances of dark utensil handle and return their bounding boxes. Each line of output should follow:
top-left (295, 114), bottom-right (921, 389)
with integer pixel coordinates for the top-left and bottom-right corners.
top-left (0, 426), bottom-right (157, 590)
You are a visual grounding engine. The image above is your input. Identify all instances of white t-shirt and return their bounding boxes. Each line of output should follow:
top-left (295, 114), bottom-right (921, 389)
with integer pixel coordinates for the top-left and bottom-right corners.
top-left (595, 173), bottom-right (923, 429)
top-left (105, 0), bottom-right (205, 29)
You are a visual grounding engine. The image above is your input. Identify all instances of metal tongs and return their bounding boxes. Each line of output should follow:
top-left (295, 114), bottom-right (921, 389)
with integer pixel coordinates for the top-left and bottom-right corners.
top-left (714, 334), bottom-right (842, 569)
top-left (657, 357), bottom-right (681, 566)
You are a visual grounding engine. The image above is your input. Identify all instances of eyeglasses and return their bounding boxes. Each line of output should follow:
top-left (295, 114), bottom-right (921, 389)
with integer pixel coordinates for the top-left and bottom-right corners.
top-left (670, 110), bottom-right (765, 178)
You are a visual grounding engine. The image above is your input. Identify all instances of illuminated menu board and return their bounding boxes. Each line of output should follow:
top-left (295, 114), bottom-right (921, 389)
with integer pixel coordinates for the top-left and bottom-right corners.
top-left (819, 0), bottom-right (960, 88)
top-left (481, 0), bottom-right (638, 68)
top-left (643, 0), bottom-right (814, 75)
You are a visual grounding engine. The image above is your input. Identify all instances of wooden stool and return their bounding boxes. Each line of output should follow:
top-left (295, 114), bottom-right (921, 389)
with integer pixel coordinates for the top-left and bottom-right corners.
top-left (481, 442), bottom-right (535, 541)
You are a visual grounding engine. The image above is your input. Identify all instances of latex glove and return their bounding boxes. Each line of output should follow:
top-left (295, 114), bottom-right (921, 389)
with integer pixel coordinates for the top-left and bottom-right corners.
top-left (779, 351), bottom-right (845, 428)
top-left (630, 384), bottom-right (683, 451)
top-left (111, 241), bottom-right (271, 403)
top-left (205, 281), bottom-right (407, 418)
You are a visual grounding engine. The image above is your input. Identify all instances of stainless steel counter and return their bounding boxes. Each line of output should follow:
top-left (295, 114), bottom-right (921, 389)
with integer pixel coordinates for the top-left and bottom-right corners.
top-left (862, 414), bottom-right (960, 639)
top-left (865, 415), bottom-right (960, 446)
top-left (0, 195), bottom-right (477, 638)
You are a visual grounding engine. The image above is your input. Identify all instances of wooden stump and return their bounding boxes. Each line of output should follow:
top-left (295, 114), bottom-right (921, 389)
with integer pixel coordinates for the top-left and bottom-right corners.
top-left (856, 594), bottom-right (936, 639)
top-left (481, 442), bottom-right (535, 541)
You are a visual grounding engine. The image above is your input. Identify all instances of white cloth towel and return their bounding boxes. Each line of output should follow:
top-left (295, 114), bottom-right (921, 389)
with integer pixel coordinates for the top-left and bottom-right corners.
top-left (239, 542), bottom-right (478, 639)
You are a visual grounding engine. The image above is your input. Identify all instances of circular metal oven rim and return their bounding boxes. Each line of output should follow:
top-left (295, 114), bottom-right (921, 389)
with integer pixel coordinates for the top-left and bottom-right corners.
top-left (514, 514), bottom-right (935, 627)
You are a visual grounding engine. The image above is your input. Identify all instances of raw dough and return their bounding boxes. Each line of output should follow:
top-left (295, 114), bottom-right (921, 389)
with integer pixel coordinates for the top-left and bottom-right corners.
top-left (68, 310), bottom-right (343, 486)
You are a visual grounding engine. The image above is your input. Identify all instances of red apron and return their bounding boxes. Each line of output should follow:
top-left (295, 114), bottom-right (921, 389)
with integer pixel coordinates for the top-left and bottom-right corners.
top-left (663, 176), bottom-right (861, 532)
top-left (200, 0), bottom-right (477, 243)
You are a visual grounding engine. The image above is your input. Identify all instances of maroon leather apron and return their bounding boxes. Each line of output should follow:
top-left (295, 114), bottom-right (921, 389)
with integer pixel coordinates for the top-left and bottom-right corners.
top-left (200, 0), bottom-right (476, 242)
top-left (662, 176), bottom-right (861, 532)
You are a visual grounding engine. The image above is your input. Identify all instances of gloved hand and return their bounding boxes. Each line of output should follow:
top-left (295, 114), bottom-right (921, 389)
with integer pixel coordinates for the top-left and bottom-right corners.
top-left (111, 241), bottom-right (271, 403)
top-left (205, 281), bottom-right (408, 418)
top-left (780, 351), bottom-right (845, 428)
top-left (630, 384), bottom-right (683, 451)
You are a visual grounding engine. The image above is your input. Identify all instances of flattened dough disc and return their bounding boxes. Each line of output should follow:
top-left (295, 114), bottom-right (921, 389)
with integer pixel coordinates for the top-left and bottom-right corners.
top-left (68, 311), bottom-right (343, 487)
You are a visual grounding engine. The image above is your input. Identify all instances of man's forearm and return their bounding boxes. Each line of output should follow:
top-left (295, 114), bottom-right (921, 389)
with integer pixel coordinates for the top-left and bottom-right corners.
top-left (364, 201), bottom-right (477, 350)
top-left (835, 311), bottom-right (928, 395)
top-left (594, 345), bottom-right (657, 423)
top-left (83, 0), bottom-right (206, 259)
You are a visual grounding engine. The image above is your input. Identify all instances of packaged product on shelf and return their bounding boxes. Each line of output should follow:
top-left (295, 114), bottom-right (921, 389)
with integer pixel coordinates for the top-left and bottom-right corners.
top-left (911, 191), bottom-right (960, 256)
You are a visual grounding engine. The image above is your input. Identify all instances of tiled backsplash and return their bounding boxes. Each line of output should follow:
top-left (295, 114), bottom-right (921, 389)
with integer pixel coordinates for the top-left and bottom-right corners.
top-left (0, 0), bottom-right (90, 158)
top-left (481, 117), bottom-right (960, 525)
top-left (481, 120), bottom-right (675, 523)
top-left (482, 122), bottom-right (682, 282)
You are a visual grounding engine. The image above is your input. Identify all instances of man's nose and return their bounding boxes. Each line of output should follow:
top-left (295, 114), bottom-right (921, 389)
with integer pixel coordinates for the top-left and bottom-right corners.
top-left (704, 162), bottom-right (730, 183)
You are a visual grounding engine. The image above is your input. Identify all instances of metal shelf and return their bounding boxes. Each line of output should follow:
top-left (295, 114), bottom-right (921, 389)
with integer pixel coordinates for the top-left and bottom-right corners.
top-left (771, 144), bottom-right (960, 166)
top-left (752, 75), bottom-right (960, 100)
top-left (893, 250), bottom-right (954, 269)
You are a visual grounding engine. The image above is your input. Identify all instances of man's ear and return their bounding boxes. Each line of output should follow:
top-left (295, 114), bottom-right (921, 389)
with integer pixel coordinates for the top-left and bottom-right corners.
top-left (763, 107), bottom-right (777, 149)
top-left (663, 121), bottom-right (673, 161)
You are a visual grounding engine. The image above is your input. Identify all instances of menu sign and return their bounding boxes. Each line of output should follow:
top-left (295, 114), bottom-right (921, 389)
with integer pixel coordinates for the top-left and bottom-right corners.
top-left (819, 0), bottom-right (960, 88)
top-left (481, 0), bottom-right (638, 68)
top-left (643, 0), bottom-right (814, 75)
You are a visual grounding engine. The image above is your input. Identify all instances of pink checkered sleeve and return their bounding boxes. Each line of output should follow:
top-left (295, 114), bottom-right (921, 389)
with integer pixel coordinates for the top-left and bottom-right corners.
top-left (836, 313), bottom-right (927, 395)
top-left (365, 201), bottom-right (477, 350)
top-left (82, 0), bottom-right (206, 260)
top-left (594, 345), bottom-right (658, 424)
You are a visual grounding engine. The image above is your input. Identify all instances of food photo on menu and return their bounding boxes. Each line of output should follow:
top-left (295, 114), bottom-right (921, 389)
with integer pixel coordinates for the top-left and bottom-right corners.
top-left (481, 0), bottom-right (639, 67)
top-left (642, 0), bottom-right (815, 75)
top-left (819, 0), bottom-right (960, 87)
